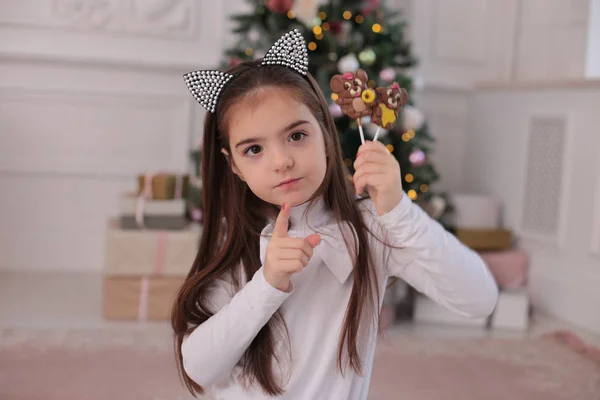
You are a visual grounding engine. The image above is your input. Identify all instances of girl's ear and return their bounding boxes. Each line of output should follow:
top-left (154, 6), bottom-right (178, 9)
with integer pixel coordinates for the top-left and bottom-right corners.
top-left (221, 148), bottom-right (246, 181)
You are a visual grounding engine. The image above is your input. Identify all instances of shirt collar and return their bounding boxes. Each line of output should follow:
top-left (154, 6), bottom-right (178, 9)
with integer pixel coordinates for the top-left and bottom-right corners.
top-left (260, 197), bottom-right (355, 284)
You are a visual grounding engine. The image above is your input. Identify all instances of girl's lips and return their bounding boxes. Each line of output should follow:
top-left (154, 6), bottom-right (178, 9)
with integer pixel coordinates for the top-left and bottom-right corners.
top-left (277, 178), bottom-right (301, 188)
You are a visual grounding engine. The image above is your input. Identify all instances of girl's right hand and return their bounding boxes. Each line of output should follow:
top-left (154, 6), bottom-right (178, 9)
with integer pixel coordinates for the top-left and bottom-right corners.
top-left (263, 203), bottom-right (321, 292)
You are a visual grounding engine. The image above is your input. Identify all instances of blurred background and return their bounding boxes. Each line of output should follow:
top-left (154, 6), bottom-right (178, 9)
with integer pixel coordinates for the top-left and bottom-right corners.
top-left (0, 0), bottom-right (599, 399)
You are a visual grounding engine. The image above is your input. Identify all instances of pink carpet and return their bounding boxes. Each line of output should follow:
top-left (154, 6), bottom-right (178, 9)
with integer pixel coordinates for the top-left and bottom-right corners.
top-left (0, 325), bottom-right (598, 400)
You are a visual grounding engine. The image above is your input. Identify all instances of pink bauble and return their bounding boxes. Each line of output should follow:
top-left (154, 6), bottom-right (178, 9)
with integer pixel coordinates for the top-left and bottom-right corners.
top-left (328, 102), bottom-right (344, 118)
top-left (409, 149), bottom-right (426, 166)
top-left (379, 67), bottom-right (396, 81)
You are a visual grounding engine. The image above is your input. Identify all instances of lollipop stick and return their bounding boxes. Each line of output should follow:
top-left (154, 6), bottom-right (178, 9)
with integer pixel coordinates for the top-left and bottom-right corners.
top-left (373, 127), bottom-right (381, 142)
top-left (357, 119), bottom-right (365, 144)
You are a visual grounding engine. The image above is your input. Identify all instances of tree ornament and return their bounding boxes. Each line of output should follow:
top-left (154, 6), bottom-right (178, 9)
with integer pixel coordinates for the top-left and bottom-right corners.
top-left (337, 53), bottom-right (359, 72)
top-left (358, 48), bottom-right (376, 66)
top-left (409, 149), bottom-right (426, 166)
top-left (379, 67), bottom-right (396, 81)
top-left (266, 0), bottom-right (294, 14)
top-left (402, 105), bottom-right (425, 131)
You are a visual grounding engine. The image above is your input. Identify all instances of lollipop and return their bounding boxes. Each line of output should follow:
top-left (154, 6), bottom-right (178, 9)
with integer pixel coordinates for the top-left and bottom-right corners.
top-left (370, 82), bottom-right (408, 141)
top-left (330, 69), bottom-right (376, 144)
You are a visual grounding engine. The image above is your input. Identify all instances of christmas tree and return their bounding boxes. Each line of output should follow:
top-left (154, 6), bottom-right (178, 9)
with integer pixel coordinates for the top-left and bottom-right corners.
top-left (188, 0), bottom-right (452, 228)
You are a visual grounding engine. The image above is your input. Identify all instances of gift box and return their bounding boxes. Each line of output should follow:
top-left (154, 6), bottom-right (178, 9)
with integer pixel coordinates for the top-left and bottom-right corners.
top-left (490, 289), bottom-right (530, 331)
top-left (105, 219), bottom-right (200, 277)
top-left (119, 193), bottom-right (187, 230)
top-left (103, 276), bottom-right (184, 320)
top-left (451, 193), bottom-right (501, 229)
top-left (455, 228), bottom-right (513, 251)
top-left (479, 249), bottom-right (529, 289)
top-left (413, 294), bottom-right (488, 328)
top-left (137, 173), bottom-right (190, 200)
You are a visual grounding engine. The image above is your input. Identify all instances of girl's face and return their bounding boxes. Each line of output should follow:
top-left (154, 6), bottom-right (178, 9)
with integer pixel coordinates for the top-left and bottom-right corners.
top-left (223, 87), bottom-right (328, 208)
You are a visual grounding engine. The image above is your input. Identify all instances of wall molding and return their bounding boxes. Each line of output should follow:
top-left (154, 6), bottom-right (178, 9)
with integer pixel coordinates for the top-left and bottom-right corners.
top-left (0, 86), bottom-right (192, 176)
top-left (0, 0), bottom-right (197, 39)
top-left (429, 0), bottom-right (489, 66)
top-left (0, 0), bottom-right (226, 72)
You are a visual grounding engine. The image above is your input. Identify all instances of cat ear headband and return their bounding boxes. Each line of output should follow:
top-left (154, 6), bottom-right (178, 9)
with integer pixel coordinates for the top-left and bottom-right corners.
top-left (183, 29), bottom-right (309, 114)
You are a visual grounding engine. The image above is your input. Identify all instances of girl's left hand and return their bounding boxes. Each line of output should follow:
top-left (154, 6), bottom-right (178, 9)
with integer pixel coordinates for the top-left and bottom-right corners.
top-left (353, 140), bottom-right (404, 216)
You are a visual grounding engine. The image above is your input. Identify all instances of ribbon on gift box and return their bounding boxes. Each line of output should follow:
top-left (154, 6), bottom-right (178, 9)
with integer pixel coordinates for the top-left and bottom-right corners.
top-left (135, 172), bottom-right (185, 229)
top-left (137, 231), bottom-right (168, 321)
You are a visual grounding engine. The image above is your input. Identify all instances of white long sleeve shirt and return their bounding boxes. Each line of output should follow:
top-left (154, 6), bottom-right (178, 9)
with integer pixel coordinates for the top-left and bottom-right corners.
top-left (181, 193), bottom-right (499, 399)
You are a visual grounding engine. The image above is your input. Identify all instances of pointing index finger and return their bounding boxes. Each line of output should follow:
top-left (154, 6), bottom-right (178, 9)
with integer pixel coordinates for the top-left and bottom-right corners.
top-left (273, 202), bottom-right (290, 238)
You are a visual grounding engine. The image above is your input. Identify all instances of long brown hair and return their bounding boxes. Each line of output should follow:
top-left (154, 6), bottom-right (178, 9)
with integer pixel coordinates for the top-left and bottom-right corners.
top-left (172, 60), bottom-right (386, 396)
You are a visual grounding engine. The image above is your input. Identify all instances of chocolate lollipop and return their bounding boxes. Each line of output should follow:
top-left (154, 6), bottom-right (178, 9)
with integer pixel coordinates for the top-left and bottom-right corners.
top-left (371, 82), bottom-right (408, 141)
top-left (330, 69), bottom-right (376, 144)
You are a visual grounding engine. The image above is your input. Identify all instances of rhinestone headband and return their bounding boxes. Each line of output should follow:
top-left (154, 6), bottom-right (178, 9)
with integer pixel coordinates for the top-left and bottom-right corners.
top-left (184, 29), bottom-right (309, 114)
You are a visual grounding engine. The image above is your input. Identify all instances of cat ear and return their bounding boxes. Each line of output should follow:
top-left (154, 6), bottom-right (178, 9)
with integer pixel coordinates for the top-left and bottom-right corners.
top-left (183, 70), bottom-right (235, 113)
top-left (261, 29), bottom-right (308, 75)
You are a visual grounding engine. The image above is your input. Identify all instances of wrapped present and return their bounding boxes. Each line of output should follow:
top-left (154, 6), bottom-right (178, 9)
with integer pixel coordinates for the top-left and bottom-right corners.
top-left (119, 193), bottom-right (187, 230)
top-left (103, 276), bottom-right (184, 320)
top-left (455, 228), bottom-right (513, 251)
top-left (413, 294), bottom-right (488, 328)
top-left (137, 172), bottom-right (190, 200)
top-left (479, 249), bottom-right (529, 289)
top-left (490, 289), bottom-right (530, 331)
top-left (451, 193), bottom-right (501, 229)
top-left (105, 219), bottom-right (200, 277)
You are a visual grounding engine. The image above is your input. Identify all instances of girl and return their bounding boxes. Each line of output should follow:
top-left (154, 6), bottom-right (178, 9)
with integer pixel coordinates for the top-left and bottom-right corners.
top-left (172, 30), bottom-right (498, 399)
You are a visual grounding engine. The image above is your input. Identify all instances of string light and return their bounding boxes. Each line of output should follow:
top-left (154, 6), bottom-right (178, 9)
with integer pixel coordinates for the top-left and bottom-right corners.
top-left (313, 26), bottom-right (322, 35)
top-left (386, 144), bottom-right (394, 153)
top-left (343, 11), bottom-right (352, 20)
top-left (319, 11), bottom-right (327, 20)
top-left (406, 129), bottom-right (415, 138)
top-left (402, 132), bottom-right (411, 142)
top-left (355, 15), bottom-right (364, 23)
top-left (420, 184), bottom-right (429, 192)
top-left (287, 10), bottom-right (296, 19)
top-left (367, 80), bottom-right (376, 88)
top-left (372, 23), bottom-right (382, 33)
top-left (344, 158), bottom-right (352, 167)
top-left (315, 33), bottom-right (323, 40)
top-left (408, 190), bottom-right (417, 200)
top-left (405, 173), bottom-right (414, 183)
top-left (308, 41), bottom-right (317, 51)
top-left (322, 22), bottom-right (330, 31)
top-left (245, 47), bottom-right (254, 56)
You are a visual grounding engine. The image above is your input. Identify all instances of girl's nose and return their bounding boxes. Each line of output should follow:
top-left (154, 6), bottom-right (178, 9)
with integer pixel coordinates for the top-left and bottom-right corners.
top-left (270, 149), bottom-right (294, 171)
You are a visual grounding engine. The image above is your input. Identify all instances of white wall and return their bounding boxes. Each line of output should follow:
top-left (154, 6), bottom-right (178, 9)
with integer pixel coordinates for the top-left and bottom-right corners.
top-left (587, 0), bottom-right (600, 78)
top-left (464, 82), bottom-right (600, 333)
top-left (0, 0), bottom-right (234, 272)
top-left (513, 0), bottom-right (591, 81)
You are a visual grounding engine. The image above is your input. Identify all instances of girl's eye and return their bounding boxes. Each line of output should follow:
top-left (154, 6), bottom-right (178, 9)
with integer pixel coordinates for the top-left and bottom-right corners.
top-left (244, 145), bottom-right (262, 156)
top-left (290, 131), bottom-right (307, 142)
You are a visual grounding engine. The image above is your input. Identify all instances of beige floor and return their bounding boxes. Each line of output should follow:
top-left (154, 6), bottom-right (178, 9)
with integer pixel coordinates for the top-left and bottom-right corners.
top-left (1, 271), bottom-right (599, 348)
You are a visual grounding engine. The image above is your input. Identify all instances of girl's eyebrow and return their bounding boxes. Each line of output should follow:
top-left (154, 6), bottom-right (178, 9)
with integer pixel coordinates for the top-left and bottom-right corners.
top-left (234, 120), bottom-right (310, 149)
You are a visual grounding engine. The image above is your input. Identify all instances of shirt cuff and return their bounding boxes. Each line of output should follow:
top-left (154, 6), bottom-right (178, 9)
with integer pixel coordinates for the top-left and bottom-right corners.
top-left (374, 191), bottom-right (412, 229)
top-left (245, 267), bottom-right (292, 314)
